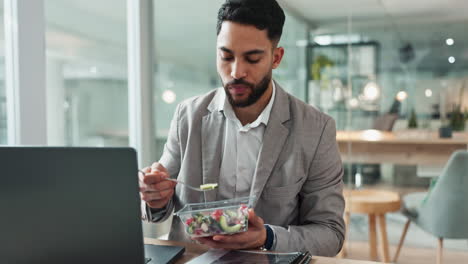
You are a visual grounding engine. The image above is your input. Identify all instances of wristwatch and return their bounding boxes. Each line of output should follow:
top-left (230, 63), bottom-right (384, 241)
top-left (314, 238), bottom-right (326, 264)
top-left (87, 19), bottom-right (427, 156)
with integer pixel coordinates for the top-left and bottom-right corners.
top-left (259, 224), bottom-right (274, 251)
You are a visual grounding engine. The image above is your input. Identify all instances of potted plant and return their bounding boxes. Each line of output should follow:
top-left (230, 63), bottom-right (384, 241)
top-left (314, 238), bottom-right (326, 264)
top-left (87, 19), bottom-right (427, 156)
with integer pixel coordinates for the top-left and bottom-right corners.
top-left (449, 105), bottom-right (465, 131)
top-left (408, 108), bottom-right (418, 129)
top-left (449, 80), bottom-right (467, 131)
top-left (311, 55), bottom-right (335, 82)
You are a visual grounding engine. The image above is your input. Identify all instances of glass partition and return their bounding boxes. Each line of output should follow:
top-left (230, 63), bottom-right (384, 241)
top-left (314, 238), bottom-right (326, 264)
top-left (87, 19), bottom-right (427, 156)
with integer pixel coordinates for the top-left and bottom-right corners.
top-left (304, 2), bottom-right (468, 262)
top-left (45, 0), bottom-right (128, 146)
top-left (276, 14), bottom-right (308, 99)
top-left (152, 0), bottom-right (221, 157)
top-left (309, 15), bottom-right (468, 183)
top-left (0, 0), bottom-right (6, 145)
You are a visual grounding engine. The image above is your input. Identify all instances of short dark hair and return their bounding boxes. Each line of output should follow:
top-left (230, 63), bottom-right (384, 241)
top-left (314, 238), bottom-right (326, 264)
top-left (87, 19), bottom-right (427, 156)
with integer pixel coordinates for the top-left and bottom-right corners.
top-left (216, 0), bottom-right (285, 43)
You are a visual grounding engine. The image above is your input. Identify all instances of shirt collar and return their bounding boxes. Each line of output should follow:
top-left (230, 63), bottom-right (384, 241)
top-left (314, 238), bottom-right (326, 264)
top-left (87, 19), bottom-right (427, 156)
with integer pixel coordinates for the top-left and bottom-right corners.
top-left (216, 80), bottom-right (276, 128)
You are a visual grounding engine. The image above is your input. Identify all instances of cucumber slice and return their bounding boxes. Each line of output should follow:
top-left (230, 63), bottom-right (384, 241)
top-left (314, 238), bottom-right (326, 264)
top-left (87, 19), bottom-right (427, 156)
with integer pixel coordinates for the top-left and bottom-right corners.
top-left (225, 210), bottom-right (238, 218)
top-left (187, 226), bottom-right (194, 234)
top-left (195, 215), bottom-right (203, 224)
top-left (219, 215), bottom-right (242, 233)
top-left (200, 183), bottom-right (218, 190)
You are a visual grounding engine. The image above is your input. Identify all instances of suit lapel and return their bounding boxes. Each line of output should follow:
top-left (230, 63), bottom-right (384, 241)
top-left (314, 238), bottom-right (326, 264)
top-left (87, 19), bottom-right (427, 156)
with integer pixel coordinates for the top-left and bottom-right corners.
top-left (201, 90), bottom-right (225, 202)
top-left (250, 83), bottom-right (290, 207)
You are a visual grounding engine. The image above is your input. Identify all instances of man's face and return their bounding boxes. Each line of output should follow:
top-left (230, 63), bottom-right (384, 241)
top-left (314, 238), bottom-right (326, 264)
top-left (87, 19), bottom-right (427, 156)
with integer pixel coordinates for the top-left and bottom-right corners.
top-left (216, 21), bottom-right (283, 108)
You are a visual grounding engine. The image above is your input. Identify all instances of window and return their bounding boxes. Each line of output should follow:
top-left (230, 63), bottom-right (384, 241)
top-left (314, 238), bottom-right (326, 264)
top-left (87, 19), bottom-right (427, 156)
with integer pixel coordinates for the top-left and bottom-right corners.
top-left (45, 0), bottom-right (128, 146)
top-left (0, 0), bottom-right (6, 144)
top-left (152, 1), bottom-right (219, 157)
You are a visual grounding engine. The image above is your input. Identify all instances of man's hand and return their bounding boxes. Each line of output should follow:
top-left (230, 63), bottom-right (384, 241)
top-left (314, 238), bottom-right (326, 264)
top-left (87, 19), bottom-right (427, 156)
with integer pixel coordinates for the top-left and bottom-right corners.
top-left (193, 209), bottom-right (267, 250)
top-left (139, 162), bottom-right (177, 209)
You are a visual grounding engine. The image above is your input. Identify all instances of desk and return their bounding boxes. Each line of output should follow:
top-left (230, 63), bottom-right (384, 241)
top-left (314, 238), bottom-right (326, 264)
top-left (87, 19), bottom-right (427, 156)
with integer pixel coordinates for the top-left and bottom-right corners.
top-left (144, 238), bottom-right (381, 264)
top-left (337, 130), bottom-right (468, 165)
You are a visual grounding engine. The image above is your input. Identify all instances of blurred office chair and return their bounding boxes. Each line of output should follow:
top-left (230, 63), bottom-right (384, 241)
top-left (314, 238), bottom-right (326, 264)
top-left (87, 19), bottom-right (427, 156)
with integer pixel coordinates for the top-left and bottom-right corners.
top-left (372, 113), bottom-right (399, 131)
top-left (393, 150), bottom-right (468, 264)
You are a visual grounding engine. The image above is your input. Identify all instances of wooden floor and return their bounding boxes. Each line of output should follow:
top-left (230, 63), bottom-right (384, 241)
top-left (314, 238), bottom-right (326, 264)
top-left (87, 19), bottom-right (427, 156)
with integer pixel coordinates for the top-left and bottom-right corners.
top-left (344, 241), bottom-right (468, 264)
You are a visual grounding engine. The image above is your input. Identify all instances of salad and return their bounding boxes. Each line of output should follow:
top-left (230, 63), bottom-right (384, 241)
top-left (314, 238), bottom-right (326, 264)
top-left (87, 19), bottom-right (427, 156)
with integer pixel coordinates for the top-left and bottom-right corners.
top-left (181, 204), bottom-right (249, 237)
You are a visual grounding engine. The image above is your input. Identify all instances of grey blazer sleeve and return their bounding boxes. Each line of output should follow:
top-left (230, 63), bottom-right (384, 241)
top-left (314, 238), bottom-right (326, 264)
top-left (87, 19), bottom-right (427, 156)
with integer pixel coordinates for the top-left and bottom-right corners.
top-left (144, 104), bottom-right (182, 223)
top-left (270, 118), bottom-right (345, 256)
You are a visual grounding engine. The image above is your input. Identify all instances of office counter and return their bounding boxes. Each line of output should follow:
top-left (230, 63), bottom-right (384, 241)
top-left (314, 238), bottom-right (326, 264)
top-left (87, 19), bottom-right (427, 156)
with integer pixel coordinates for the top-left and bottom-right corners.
top-left (337, 130), bottom-right (468, 165)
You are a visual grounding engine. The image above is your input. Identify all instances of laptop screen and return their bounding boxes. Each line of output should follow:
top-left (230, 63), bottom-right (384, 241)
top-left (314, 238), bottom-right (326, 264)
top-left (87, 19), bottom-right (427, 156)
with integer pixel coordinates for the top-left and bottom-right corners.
top-left (0, 147), bottom-right (145, 264)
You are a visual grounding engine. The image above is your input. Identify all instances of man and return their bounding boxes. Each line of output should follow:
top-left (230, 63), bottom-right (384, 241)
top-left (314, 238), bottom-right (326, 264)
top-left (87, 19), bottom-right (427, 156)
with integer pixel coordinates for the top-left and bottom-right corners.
top-left (139, 0), bottom-right (345, 256)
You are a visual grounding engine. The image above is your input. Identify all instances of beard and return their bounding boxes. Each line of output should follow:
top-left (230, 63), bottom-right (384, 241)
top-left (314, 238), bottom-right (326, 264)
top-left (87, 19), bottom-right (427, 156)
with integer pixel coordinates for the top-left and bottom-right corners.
top-left (222, 72), bottom-right (272, 108)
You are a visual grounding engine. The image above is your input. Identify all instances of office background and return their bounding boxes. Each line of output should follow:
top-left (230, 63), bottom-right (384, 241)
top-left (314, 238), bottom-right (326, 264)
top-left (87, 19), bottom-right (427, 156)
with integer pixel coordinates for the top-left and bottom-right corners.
top-left (1, 0), bottom-right (467, 262)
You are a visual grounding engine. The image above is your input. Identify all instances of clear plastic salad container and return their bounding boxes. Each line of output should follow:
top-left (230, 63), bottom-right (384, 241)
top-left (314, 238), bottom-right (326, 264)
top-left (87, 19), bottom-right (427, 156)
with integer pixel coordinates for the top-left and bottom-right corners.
top-left (175, 196), bottom-right (255, 237)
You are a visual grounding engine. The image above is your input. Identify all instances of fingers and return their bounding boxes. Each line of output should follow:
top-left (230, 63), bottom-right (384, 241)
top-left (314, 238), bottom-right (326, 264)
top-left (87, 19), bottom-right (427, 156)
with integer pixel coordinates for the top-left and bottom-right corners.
top-left (140, 180), bottom-right (177, 196)
top-left (151, 162), bottom-right (168, 173)
top-left (142, 171), bottom-right (169, 184)
top-left (247, 209), bottom-right (264, 228)
top-left (138, 167), bottom-right (162, 186)
top-left (140, 171), bottom-right (176, 193)
top-left (201, 225), bottom-right (261, 249)
top-left (146, 194), bottom-right (173, 209)
top-left (140, 162), bottom-right (171, 185)
top-left (141, 188), bottom-right (174, 202)
top-left (212, 232), bottom-right (246, 243)
top-left (141, 187), bottom-right (174, 209)
top-left (204, 210), bottom-right (266, 249)
top-left (139, 162), bottom-right (175, 209)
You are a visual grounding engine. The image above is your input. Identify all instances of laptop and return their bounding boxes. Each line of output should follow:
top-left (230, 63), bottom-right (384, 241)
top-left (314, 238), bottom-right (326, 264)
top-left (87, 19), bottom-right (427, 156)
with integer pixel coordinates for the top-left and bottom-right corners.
top-left (0, 147), bottom-right (184, 264)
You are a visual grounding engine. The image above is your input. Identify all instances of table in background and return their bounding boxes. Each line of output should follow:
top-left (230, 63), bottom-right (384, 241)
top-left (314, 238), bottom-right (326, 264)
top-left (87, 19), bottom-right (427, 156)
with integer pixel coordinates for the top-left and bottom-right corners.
top-left (144, 238), bottom-right (381, 264)
top-left (337, 130), bottom-right (468, 165)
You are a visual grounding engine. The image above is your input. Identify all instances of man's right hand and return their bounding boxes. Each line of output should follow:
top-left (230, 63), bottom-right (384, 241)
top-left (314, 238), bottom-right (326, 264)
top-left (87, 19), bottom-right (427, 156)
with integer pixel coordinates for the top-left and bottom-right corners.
top-left (139, 162), bottom-right (177, 209)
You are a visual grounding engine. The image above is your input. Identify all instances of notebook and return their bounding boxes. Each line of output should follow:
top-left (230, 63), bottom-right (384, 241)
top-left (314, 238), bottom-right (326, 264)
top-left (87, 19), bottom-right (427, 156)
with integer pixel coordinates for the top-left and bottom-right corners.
top-left (187, 249), bottom-right (312, 264)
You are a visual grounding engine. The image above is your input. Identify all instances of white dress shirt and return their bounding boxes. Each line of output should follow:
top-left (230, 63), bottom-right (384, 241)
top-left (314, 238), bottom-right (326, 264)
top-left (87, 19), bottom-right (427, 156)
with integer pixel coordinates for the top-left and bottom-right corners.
top-left (146, 82), bottom-right (276, 222)
top-left (216, 82), bottom-right (276, 200)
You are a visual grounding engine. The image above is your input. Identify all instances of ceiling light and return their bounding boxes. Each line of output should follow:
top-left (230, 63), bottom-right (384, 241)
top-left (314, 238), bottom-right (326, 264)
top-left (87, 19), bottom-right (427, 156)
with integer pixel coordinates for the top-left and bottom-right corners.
top-left (425, 89), bottom-right (433, 97)
top-left (332, 34), bottom-right (361, 44)
top-left (446, 38), bottom-right (454, 46)
top-left (348, 98), bottom-right (359, 109)
top-left (396, 91), bottom-right (408, 102)
top-left (448, 56), bottom-right (456, 64)
top-left (162, 90), bottom-right (176, 104)
top-left (313, 34), bottom-right (361, 46)
top-left (362, 82), bottom-right (380, 101)
top-left (314, 35), bottom-right (332, 46)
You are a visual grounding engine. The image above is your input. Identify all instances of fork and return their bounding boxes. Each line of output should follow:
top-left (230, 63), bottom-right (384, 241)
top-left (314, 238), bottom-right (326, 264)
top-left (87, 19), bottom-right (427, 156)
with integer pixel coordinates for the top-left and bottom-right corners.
top-left (138, 170), bottom-right (217, 192)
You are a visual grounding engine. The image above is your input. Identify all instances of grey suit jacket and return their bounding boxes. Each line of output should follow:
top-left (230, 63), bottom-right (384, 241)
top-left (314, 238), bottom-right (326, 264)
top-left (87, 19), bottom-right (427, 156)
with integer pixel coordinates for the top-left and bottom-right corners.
top-left (152, 83), bottom-right (345, 256)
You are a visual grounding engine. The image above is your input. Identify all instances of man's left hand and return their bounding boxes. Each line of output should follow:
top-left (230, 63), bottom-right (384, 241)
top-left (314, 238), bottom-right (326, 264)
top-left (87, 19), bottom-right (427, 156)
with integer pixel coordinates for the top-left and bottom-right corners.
top-left (193, 209), bottom-right (267, 250)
